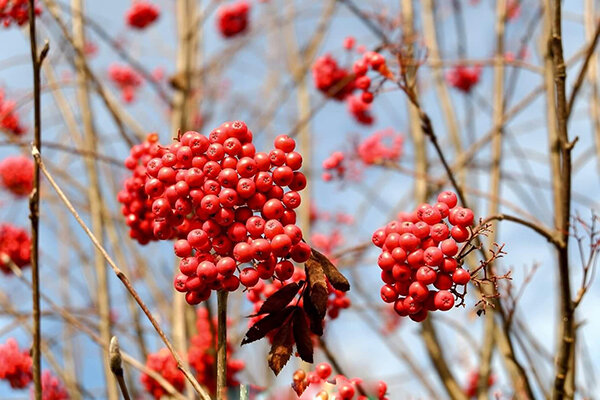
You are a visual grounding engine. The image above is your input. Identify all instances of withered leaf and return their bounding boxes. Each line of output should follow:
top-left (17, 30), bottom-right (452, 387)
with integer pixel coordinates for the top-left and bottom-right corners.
top-left (292, 308), bottom-right (313, 363)
top-left (311, 248), bottom-right (350, 292)
top-left (241, 307), bottom-right (294, 345)
top-left (252, 282), bottom-right (303, 316)
top-left (268, 320), bottom-right (293, 375)
top-left (302, 287), bottom-right (324, 336)
top-left (305, 255), bottom-right (328, 318)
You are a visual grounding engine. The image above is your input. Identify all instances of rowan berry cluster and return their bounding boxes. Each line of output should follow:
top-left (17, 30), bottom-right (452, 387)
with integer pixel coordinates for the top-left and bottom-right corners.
top-left (0, 223), bottom-right (32, 273)
top-left (312, 38), bottom-right (391, 124)
top-left (0, 0), bottom-right (41, 28)
top-left (346, 95), bottom-right (373, 125)
top-left (108, 64), bottom-right (143, 103)
top-left (0, 338), bottom-right (32, 389)
top-left (321, 129), bottom-right (404, 181)
top-left (0, 155), bottom-right (34, 196)
top-left (140, 348), bottom-right (185, 400)
top-left (188, 308), bottom-right (244, 393)
top-left (37, 371), bottom-right (69, 400)
top-left (125, 1), bottom-right (159, 30)
top-left (119, 121), bottom-right (309, 304)
top-left (311, 54), bottom-right (355, 101)
top-left (357, 129), bottom-right (403, 165)
top-left (372, 191), bottom-right (473, 322)
top-left (292, 363), bottom-right (388, 400)
top-left (217, 1), bottom-right (250, 38)
top-left (445, 65), bottom-right (481, 93)
top-left (464, 370), bottom-right (496, 398)
top-left (0, 89), bottom-right (26, 135)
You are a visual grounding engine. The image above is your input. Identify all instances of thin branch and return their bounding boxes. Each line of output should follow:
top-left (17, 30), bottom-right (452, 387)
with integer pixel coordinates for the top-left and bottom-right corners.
top-left (27, 1), bottom-right (48, 396)
top-left (33, 149), bottom-right (212, 400)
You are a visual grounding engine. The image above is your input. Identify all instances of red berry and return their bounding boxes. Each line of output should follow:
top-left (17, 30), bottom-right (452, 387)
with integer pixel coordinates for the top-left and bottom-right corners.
top-left (452, 268), bottom-right (470, 285)
top-left (434, 290), bottom-right (455, 311)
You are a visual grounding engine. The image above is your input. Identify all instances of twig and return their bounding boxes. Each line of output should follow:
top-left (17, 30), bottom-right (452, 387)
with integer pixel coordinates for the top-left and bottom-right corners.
top-left (566, 18), bottom-right (600, 117)
top-left (33, 149), bottom-right (212, 400)
top-left (27, 0), bottom-right (49, 396)
top-left (217, 290), bottom-right (228, 400)
top-left (109, 337), bottom-right (132, 400)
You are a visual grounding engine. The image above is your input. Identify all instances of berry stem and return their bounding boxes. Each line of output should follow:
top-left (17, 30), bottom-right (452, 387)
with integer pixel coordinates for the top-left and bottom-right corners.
top-left (216, 290), bottom-right (228, 400)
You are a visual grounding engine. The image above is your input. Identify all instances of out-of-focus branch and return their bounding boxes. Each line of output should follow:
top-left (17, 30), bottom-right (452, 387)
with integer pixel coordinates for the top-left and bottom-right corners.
top-left (548, 0), bottom-right (576, 397)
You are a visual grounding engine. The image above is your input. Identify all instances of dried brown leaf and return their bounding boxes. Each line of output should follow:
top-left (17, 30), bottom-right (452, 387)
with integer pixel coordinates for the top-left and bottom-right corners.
top-left (268, 321), bottom-right (293, 375)
top-left (252, 282), bottom-right (302, 316)
top-left (311, 248), bottom-right (350, 292)
top-left (305, 255), bottom-right (328, 318)
top-left (292, 308), bottom-right (313, 363)
top-left (241, 307), bottom-right (294, 345)
top-left (302, 287), bottom-right (324, 336)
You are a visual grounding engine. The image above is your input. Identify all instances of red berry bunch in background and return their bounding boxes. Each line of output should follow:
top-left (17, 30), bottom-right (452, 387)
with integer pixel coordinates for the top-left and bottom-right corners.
top-left (140, 348), bottom-right (185, 400)
top-left (292, 363), bottom-right (389, 400)
top-left (217, 1), bottom-right (250, 38)
top-left (37, 371), bottom-right (69, 400)
top-left (0, 0), bottom-right (41, 27)
top-left (321, 129), bottom-right (404, 181)
top-left (445, 65), bottom-right (482, 93)
top-left (372, 191), bottom-right (474, 322)
top-left (346, 94), bottom-right (373, 125)
top-left (356, 128), bottom-right (403, 165)
top-left (0, 155), bottom-right (34, 196)
top-left (118, 133), bottom-right (161, 245)
top-left (121, 121), bottom-right (308, 305)
top-left (125, 1), bottom-right (159, 29)
top-left (0, 89), bottom-right (26, 135)
top-left (188, 308), bottom-right (245, 393)
top-left (0, 224), bottom-right (32, 273)
top-left (321, 151), bottom-right (346, 182)
top-left (108, 63), bottom-right (143, 103)
top-left (0, 338), bottom-right (32, 389)
top-left (464, 369), bottom-right (496, 398)
top-left (311, 54), bottom-right (355, 101)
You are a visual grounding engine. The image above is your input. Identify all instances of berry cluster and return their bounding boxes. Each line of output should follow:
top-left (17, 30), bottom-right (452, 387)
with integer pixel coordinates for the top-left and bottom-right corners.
top-left (464, 370), bottom-right (496, 398)
top-left (140, 348), bottom-right (185, 400)
top-left (118, 121), bottom-right (309, 305)
top-left (0, 89), bottom-right (26, 135)
top-left (188, 308), bottom-right (244, 393)
top-left (292, 363), bottom-right (388, 400)
top-left (0, 155), bottom-right (34, 196)
top-left (108, 63), bottom-right (143, 103)
top-left (346, 95), bottom-right (373, 125)
top-left (321, 151), bottom-right (346, 182)
top-left (37, 371), bottom-right (69, 400)
top-left (312, 38), bottom-right (392, 124)
top-left (321, 129), bottom-right (404, 181)
top-left (0, 338), bottom-right (32, 389)
top-left (372, 191), bottom-right (473, 322)
top-left (118, 133), bottom-right (160, 244)
top-left (445, 65), bottom-right (481, 93)
top-left (311, 54), bottom-right (355, 101)
top-left (217, 1), bottom-right (250, 38)
top-left (0, 0), bottom-right (41, 28)
top-left (125, 1), bottom-right (159, 30)
top-left (0, 223), bottom-right (32, 274)
top-left (356, 128), bottom-right (403, 165)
